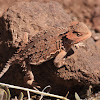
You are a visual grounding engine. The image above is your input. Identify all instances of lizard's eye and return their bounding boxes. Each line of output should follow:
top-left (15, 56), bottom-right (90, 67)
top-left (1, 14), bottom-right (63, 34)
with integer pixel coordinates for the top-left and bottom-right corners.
top-left (73, 31), bottom-right (82, 37)
top-left (77, 33), bottom-right (82, 37)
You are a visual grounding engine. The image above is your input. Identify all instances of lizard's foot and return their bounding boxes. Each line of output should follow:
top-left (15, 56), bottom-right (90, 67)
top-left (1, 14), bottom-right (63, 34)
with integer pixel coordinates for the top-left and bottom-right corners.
top-left (24, 71), bottom-right (40, 90)
top-left (74, 42), bottom-right (85, 49)
top-left (24, 70), bottom-right (34, 86)
top-left (22, 62), bottom-right (40, 89)
top-left (54, 58), bottom-right (66, 68)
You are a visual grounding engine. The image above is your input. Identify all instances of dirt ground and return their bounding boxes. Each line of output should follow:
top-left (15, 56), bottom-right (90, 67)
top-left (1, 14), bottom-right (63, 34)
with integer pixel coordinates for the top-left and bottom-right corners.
top-left (0, 0), bottom-right (100, 100)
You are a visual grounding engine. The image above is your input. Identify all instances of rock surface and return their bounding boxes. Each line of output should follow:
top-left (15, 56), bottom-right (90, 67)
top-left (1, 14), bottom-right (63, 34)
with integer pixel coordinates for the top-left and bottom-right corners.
top-left (0, 1), bottom-right (71, 47)
top-left (58, 38), bottom-right (100, 85)
top-left (92, 7), bottom-right (100, 32)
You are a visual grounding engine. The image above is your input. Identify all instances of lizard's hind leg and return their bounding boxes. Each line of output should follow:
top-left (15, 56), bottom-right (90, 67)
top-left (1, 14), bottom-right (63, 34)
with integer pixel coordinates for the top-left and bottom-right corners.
top-left (22, 61), bottom-right (39, 89)
top-left (22, 61), bottom-right (34, 86)
top-left (0, 63), bottom-right (11, 78)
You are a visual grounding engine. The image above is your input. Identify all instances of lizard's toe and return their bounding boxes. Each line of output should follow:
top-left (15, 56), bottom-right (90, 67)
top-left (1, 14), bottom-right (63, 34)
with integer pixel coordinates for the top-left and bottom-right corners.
top-left (32, 82), bottom-right (41, 90)
top-left (54, 59), bottom-right (66, 68)
top-left (74, 42), bottom-right (85, 49)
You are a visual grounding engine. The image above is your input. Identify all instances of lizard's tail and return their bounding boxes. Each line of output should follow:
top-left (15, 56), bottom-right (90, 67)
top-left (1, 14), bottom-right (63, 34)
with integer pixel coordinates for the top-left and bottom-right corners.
top-left (0, 55), bottom-right (17, 78)
top-left (0, 61), bottom-right (11, 78)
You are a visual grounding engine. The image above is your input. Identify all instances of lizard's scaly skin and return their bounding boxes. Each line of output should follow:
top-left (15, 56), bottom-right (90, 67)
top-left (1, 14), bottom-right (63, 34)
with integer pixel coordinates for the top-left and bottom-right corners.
top-left (0, 27), bottom-right (68, 78)
top-left (0, 22), bottom-right (92, 87)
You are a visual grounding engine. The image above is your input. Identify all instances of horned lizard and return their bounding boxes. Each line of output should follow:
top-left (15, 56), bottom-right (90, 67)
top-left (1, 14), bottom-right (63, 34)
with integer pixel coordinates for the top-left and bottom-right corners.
top-left (0, 22), bottom-right (91, 88)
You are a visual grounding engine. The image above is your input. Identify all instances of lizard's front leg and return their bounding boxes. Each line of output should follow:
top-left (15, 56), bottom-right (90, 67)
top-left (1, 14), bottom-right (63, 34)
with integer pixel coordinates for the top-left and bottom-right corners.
top-left (54, 50), bottom-right (67, 68)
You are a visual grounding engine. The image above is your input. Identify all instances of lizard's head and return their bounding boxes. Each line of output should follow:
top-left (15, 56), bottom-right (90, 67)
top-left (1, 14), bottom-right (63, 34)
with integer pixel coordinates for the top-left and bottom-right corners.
top-left (66, 21), bottom-right (92, 44)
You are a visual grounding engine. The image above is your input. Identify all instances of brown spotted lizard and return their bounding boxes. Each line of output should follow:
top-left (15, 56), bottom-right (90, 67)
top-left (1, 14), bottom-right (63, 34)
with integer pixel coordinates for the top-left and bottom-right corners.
top-left (0, 21), bottom-right (91, 88)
